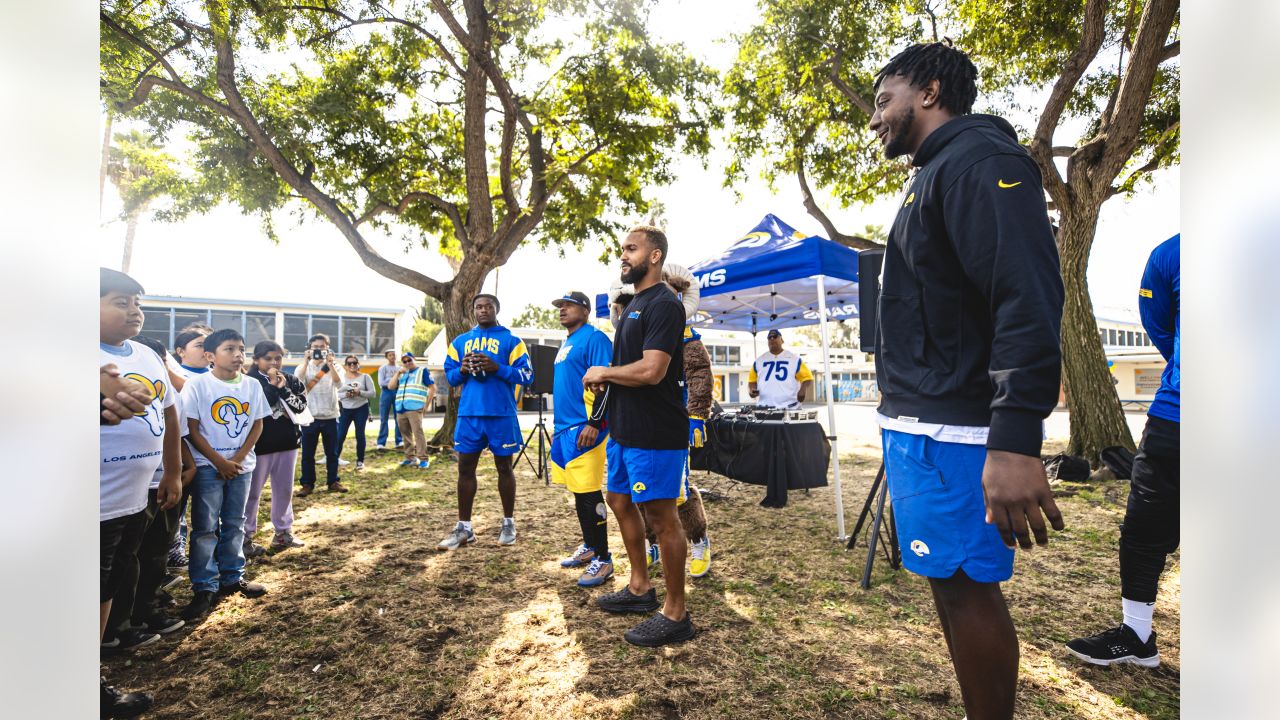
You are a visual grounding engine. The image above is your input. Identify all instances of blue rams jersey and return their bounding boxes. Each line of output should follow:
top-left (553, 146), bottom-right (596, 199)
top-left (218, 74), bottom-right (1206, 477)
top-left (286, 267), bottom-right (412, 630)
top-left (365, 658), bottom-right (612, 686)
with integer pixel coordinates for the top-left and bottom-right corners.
top-left (551, 324), bottom-right (614, 435)
top-left (444, 325), bottom-right (533, 417)
top-left (1139, 234), bottom-right (1179, 423)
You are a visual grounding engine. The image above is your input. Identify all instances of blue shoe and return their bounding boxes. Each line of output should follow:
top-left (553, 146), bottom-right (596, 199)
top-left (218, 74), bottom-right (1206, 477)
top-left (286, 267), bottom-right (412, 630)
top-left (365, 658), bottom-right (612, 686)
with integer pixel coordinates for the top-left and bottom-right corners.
top-left (578, 558), bottom-right (613, 587)
top-left (399, 459), bottom-right (414, 467)
top-left (417, 459), bottom-right (431, 469)
top-left (560, 544), bottom-right (596, 568)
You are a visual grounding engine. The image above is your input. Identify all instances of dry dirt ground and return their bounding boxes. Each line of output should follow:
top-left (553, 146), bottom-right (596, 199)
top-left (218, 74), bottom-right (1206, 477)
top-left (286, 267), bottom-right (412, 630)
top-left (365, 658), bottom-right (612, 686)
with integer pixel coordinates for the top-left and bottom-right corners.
top-left (104, 440), bottom-right (1179, 719)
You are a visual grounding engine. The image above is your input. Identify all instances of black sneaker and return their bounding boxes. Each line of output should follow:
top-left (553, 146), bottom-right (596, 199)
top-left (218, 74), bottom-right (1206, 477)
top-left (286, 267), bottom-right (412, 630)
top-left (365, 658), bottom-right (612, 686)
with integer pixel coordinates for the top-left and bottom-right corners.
top-left (623, 611), bottom-right (696, 647)
top-left (139, 611), bottom-right (185, 635)
top-left (596, 586), bottom-right (660, 614)
top-left (181, 590), bottom-right (217, 621)
top-left (218, 579), bottom-right (267, 598)
top-left (166, 547), bottom-right (188, 573)
top-left (101, 677), bottom-right (152, 719)
top-left (159, 573), bottom-right (183, 592)
top-left (1066, 624), bottom-right (1160, 668)
top-left (101, 627), bottom-right (159, 653)
top-left (154, 590), bottom-right (176, 609)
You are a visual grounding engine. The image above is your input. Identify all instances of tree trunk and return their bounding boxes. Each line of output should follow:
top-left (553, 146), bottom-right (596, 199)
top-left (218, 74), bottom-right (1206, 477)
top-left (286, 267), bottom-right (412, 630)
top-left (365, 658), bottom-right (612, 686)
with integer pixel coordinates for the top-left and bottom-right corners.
top-left (1057, 203), bottom-right (1137, 461)
top-left (100, 114), bottom-right (113, 217)
top-left (120, 204), bottom-right (144, 274)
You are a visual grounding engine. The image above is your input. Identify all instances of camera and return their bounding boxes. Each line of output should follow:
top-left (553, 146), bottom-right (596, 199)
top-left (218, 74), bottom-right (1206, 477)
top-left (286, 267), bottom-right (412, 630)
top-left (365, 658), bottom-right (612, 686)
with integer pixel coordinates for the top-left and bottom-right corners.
top-left (311, 348), bottom-right (325, 361)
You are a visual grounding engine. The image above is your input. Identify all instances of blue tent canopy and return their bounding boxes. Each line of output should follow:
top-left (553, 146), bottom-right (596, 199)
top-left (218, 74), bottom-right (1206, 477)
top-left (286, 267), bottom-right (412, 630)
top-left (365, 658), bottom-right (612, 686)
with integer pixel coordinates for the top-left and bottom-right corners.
top-left (595, 214), bottom-right (862, 334)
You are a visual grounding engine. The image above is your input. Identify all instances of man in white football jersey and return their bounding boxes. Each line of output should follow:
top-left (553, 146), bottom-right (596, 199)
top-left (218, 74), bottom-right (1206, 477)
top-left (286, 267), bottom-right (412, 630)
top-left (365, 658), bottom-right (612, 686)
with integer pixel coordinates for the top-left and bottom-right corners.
top-left (748, 329), bottom-right (813, 408)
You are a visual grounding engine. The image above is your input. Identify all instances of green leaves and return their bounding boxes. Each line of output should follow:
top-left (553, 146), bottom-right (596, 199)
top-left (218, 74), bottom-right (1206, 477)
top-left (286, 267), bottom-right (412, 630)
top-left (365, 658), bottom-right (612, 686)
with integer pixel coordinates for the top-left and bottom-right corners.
top-left (100, 0), bottom-right (719, 273)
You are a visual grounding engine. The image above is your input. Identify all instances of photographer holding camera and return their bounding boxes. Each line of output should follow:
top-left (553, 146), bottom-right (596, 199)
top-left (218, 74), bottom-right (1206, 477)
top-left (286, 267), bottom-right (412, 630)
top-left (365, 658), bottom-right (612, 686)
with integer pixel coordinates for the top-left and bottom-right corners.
top-left (293, 334), bottom-right (347, 495)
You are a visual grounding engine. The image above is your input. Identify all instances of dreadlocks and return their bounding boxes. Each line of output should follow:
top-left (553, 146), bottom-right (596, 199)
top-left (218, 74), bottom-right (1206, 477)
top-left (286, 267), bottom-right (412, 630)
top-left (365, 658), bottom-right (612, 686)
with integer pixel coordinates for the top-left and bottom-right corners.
top-left (874, 40), bottom-right (978, 116)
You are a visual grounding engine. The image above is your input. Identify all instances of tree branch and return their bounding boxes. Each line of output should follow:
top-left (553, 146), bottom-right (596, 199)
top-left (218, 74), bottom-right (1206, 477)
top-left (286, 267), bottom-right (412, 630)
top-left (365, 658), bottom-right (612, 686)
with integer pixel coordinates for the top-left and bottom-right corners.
top-left (284, 3), bottom-right (467, 77)
top-left (101, 10), bottom-right (183, 82)
top-left (826, 46), bottom-right (876, 117)
top-left (1099, 0), bottom-right (1179, 181)
top-left (200, 2), bottom-right (448, 298)
top-left (1028, 0), bottom-right (1107, 204)
top-left (1106, 154), bottom-right (1162, 199)
top-left (1159, 40), bottom-right (1180, 63)
top-left (794, 126), bottom-right (877, 250)
top-left (1052, 145), bottom-right (1076, 157)
top-left (356, 190), bottom-right (467, 247)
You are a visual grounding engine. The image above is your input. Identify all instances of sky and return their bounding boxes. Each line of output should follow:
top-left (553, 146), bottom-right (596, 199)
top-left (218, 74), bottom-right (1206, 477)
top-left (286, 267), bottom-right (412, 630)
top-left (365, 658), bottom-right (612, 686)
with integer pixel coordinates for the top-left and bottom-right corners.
top-left (99, 0), bottom-right (1179, 326)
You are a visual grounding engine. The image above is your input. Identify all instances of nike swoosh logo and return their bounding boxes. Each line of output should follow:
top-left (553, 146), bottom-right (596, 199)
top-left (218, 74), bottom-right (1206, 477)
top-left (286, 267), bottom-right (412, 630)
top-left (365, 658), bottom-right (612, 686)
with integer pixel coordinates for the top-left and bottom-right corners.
top-left (502, 443), bottom-right (518, 448)
top-left (997, 179), bottom-right (1022, 189)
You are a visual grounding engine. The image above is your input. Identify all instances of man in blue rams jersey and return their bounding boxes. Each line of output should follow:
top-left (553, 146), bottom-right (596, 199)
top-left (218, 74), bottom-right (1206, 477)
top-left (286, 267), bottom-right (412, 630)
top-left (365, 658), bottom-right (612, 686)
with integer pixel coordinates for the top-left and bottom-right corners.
top-left (1068, 234), bottom-right (1180, 668)
top-left (438, 294), bottom-right (534, 550)
top-left (548, 291), bottom-right (616, 587)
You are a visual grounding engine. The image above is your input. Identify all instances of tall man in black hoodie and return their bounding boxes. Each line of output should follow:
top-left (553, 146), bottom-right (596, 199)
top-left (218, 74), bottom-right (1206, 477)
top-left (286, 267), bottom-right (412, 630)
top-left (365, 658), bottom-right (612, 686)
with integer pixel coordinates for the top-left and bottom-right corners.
top-left (868, 43), bottom-right (1065, 720)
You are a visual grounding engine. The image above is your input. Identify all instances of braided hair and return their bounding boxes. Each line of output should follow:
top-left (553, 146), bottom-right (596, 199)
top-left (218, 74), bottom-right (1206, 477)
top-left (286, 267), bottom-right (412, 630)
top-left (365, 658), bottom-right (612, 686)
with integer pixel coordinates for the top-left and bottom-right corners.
top-left (874, 40), bottom-right (978, 116)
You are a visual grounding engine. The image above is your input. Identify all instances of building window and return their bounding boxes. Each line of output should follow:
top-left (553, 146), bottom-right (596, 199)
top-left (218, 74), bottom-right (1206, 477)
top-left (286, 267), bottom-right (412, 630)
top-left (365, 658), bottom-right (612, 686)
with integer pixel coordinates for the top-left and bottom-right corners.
top-left (140, 306), bottom-right (172, 348)
top-left (174, 309), bottom-right (208, 335)
top-left (1099, 329), bottom-right (1107, 345)
top-left (341, 317), bottom-right (368, 355)
top-left (283, 314), bottom-right (309, 354)
top-left (245, 312), bottom-right (275, 348)
top-left (210, 310), bottom-right (243, 334)
top-left (728, 347), bottom-right (740, 364)
top-left (370, 318), bottom-right (395, 354)
top-left (1107, 328), bottom-right (1117, 345)
top-left (310, 315), bottom-right (340, 347)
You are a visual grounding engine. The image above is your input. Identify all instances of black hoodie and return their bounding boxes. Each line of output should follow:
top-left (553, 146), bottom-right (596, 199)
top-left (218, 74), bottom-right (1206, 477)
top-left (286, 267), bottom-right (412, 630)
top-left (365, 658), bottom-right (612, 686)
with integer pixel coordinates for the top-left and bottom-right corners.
top-left (247, 367), bottom-right (307, 455)
top-left (874, 114), bottom-right (1064, 457)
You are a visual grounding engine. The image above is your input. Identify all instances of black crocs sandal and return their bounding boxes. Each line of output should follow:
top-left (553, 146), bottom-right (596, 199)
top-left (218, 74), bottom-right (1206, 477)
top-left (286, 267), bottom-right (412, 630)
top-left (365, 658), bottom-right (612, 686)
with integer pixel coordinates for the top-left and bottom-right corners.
top-left (596, 586), bottom-right (660, 614)
top-left (624, 611), bottom-right (696, 647)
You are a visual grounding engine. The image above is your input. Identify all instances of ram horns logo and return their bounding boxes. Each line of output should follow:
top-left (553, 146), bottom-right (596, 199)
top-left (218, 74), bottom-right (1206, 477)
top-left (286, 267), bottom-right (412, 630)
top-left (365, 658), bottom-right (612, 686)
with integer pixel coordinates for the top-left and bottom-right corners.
top-left (122, 372), bottom-right (166, 437)
top-left (211, 396), bottom-right (252, 438)
top-left (632, 481), bottom-right (647, 494)
top-left (910, 539), bottom-right (930, 557)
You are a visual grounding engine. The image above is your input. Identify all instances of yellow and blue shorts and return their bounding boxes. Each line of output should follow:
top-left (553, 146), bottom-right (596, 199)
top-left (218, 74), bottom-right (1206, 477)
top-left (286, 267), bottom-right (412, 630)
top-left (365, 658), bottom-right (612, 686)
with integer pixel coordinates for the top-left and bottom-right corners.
top-left (550, 424), bottom-right (607, 493)
top-left (606, 439), bottom-right (688, 505)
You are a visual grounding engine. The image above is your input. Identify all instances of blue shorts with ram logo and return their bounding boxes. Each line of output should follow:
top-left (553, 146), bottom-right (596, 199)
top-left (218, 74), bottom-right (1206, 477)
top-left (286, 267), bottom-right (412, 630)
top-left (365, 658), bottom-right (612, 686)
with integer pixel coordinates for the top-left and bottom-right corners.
top-left (882, 428), bottom-right (1014, 583)
top-left (605, 439), bottom-right (688, 504)
top-left (454, 415), bottom-right (524, 457)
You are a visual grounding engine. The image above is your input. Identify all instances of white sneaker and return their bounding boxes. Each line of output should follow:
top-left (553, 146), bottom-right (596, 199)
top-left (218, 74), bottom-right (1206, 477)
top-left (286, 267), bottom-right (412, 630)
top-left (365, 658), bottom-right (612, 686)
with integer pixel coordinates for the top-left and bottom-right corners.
top-left (437, 522), bottom-right (476, 550)
top-left (355, 461), bottom-right (365, 470)
top-left (337, 458), bottom-right (351, 467)
top-left (498, 518), bottom-right (517, 546)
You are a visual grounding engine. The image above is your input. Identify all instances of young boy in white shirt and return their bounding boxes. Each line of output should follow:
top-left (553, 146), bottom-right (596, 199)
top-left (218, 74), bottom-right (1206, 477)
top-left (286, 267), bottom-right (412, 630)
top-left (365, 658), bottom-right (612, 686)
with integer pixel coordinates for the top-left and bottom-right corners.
top-left (99, 268), bottom-right (182, 717)
top-left (181, 328), bottom-right (270, 621)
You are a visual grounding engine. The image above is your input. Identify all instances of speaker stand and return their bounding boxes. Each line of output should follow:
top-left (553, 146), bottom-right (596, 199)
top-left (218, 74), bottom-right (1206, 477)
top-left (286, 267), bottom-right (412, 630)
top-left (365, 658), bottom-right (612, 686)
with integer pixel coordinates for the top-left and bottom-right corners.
top-left (515, 394), bottom-right (553, 483)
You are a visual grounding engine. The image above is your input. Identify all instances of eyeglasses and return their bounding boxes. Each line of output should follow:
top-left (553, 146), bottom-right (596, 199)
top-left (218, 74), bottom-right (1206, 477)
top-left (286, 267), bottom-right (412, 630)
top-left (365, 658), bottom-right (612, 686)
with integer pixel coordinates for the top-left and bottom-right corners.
top-left (345, 361), bottom-right (359, 366)
top-left (401, 358), bottom-right (414, 364)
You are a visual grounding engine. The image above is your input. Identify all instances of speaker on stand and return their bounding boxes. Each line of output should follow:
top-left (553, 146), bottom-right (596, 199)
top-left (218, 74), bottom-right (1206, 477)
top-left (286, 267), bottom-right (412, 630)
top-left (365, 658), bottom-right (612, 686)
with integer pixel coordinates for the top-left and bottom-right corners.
top-left (515, 343), bottom-right (557, 483)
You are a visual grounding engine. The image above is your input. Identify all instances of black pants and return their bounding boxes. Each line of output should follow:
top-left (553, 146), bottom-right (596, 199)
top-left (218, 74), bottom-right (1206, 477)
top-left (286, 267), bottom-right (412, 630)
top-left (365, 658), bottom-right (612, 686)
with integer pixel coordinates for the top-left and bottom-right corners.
top-left (100, 510), bottom-right (147, 604)
top-left (300, 418), bottom-right (340, 488)
top-left (107, 490), bottom-right (181, 633)
top-left (1119, 415), bottom-right (1180, 603)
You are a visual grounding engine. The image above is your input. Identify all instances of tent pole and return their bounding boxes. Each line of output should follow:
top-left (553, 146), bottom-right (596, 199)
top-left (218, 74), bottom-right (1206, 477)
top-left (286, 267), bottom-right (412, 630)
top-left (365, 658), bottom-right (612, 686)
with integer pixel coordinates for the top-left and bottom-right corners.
top-left (815, 275), bottom-right (846, 540)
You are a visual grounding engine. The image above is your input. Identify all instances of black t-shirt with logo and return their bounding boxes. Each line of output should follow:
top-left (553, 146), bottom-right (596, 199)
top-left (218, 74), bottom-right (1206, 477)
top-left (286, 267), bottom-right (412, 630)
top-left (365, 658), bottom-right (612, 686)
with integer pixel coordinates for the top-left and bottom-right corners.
top-left (607, 283), bottom-right (687, 449)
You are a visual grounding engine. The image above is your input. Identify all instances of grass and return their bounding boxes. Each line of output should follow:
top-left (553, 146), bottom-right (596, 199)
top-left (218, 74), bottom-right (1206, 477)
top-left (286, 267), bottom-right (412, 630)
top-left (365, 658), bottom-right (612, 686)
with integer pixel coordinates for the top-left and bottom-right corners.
top-left (104, 438), bottom-right (1179, 719)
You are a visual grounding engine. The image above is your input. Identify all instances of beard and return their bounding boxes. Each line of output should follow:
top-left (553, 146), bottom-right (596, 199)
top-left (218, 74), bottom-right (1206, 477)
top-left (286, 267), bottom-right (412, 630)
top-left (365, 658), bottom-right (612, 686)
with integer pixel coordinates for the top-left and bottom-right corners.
top-left (883, 106), bottom-right (915, 159)
top-left (620, 263), bottom-right (649, 285)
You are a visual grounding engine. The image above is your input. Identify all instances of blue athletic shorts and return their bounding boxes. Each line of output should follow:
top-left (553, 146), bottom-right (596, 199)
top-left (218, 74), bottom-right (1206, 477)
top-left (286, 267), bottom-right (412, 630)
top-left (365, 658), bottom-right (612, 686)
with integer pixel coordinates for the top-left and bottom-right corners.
top-left (882, 428), bottom-right (1014, 583)
top-left (550, 424), bottom-right (607, 493)
top-left (455, 415), bottom-right (523, 456)
top-left (605, 439), bottom-right (688, 504)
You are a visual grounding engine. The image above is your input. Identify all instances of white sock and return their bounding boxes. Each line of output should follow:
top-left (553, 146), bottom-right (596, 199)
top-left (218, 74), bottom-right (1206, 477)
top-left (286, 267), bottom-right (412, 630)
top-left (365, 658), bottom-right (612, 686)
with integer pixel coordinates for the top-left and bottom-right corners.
top-left (459, 520), bottom-right (472, 532)
top-left (504, 517), bottom-right (515, 525)
top-left (1122, 597), bottom-right (1155, 642)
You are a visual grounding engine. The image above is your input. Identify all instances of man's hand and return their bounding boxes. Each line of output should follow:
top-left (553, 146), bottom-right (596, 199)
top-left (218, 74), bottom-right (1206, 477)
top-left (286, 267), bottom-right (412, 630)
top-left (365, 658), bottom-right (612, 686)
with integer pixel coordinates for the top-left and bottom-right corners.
top-left (466, 352), bottom-right (499, 374)
top-left (982, 449), bottom-right (1064, 549)
top-left (181, 463), bottom-right (197, 487)
top-left (748, 386), bottom-right (759, 398)
top-left (157, 469), bottom-right (182, 510)
top-left (689, 416), bottom-right (706, 448)
top-left (101, 364), bottom-right (152, 424)
top-left (577, 424), bottom-right (600, 449)
top-left (583, 366), bottom-right (609, 393)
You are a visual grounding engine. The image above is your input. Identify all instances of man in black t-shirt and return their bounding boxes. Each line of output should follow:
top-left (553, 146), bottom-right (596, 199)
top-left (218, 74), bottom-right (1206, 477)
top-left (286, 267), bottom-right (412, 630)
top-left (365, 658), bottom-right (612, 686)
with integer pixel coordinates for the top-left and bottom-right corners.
top-left (583, 225), bottom-right (695, 647)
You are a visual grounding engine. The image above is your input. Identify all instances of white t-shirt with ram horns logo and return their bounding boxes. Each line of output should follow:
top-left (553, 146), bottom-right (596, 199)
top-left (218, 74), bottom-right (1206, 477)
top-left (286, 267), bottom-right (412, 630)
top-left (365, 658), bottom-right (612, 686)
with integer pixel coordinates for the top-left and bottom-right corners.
top-left (183, 371), bottom-right (270, 473)
top-left (100, 340), bottom-right (178, 521)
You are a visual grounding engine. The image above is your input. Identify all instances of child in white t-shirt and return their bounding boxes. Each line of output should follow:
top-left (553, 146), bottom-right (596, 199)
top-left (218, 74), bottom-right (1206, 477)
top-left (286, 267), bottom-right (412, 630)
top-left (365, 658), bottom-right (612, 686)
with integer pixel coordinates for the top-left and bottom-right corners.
top-left (98, 267), bottom-right (182, 716)
top-left (181, 328), bottom-right (270, 621)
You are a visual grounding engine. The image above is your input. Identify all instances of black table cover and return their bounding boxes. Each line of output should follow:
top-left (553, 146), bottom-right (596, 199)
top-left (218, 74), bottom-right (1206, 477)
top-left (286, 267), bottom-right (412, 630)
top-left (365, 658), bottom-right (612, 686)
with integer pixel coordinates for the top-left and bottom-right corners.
top-left (690, 416), bottom-right (829, 507)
